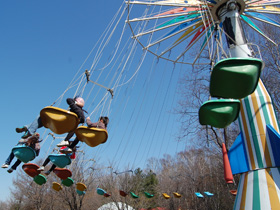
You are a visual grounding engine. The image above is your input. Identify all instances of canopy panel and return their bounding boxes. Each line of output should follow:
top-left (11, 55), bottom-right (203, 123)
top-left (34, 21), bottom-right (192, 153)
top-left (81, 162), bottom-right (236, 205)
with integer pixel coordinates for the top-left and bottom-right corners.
top-left (40, 106), bottom-right (79, 134)
top-left (75, 126), bottom-right (108, 147)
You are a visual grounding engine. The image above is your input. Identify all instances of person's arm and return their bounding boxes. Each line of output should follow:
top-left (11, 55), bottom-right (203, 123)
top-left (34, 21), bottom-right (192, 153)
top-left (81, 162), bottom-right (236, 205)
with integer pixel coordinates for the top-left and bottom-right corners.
top-left (86, 117), bottom-right (98, 127)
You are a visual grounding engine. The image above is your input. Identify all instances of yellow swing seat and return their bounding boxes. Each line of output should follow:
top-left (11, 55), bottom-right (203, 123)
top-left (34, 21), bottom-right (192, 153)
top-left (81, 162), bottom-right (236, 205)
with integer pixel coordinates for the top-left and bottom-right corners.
top-left (40, 106), bottom-right (79, 134)
top-left (75, 126), bottom-right (108, 147)
top-left (52, 182), bottom-right (63, 192)
top-left (76, 183), bottom-right (87, 192)
top-left (162, 193), bottom-right (171, 199)
top-left (173, 192), bottom-right (182, 198)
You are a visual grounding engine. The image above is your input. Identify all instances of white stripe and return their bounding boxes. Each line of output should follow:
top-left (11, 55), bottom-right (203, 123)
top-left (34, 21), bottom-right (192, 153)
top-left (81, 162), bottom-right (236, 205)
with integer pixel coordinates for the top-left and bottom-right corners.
top-left (245, 171), bottom-right (254, 209)
top-left (259, 169), bottom-right (272, 209)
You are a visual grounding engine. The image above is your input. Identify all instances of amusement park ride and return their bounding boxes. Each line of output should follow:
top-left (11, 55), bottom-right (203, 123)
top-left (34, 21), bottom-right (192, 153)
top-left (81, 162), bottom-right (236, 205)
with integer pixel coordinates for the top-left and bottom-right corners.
top-left (125, 0), bottom-right (280, 209)
top-left (9, 0), bottom-right (280, 208)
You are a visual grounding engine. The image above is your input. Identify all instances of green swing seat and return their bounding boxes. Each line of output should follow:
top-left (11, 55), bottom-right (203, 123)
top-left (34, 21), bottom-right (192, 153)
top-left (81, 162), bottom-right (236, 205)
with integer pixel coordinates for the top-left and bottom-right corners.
top-left (130, 192), bottom-right (139, 198)
top-left (144, 192), bottom-right (154, 198)
top-left (12, 145), bottom-right (36, 163)
top-left (199, 99), bottom-right (240, 128)
top-left (48, 154), bottom-right (71, 168)
top-left (210, 58), bottom-right (263, 99)
top-left (61, 177), bottom-right (74, 187)
top-left (33, 174), bottom-right (47, 185)
top-left (40, 106), bottom-right (79, 134)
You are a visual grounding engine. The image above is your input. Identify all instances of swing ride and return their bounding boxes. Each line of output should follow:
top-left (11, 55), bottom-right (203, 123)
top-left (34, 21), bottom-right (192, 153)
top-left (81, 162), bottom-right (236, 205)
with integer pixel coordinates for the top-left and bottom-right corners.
top-left (124, 0), bottom-right (280, 209)
top-left (8, 0), bottom-right (280, 209)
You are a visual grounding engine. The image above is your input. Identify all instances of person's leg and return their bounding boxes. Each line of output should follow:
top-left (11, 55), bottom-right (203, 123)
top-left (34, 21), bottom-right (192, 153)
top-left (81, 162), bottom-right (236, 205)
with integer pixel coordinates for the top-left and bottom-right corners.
top-left (57, 131), bottom-right (74, 147)
top-left (38, 157), bottom-right (50, 171)
top-left (2, 152), bottom-right (14, 168)
top-left (60, 138), bottom-right (79, 154)
top-left (69, 138), bottom-right (79, 149)
top-left (45, 164), bottom-right (56, 175)
top-left (16, 115), bottom-right (43, 138)
top-left (26, 115), bottom-right (43, 135)
top-left (7, 159), bottom-right (22, 173)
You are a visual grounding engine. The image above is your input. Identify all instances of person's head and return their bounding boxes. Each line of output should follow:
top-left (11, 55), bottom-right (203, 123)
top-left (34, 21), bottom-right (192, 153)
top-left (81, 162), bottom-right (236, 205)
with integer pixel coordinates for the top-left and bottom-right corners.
top-left (74, 97), bottom-right (85, 108)
top-left (99, 116), bottom-right (109, 128)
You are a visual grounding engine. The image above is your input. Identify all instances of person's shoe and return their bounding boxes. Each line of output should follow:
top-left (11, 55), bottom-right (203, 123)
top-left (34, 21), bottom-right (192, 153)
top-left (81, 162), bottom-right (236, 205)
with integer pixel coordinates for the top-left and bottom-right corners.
top-left (60, 147), bottom-right (73, 154)
top-left (37, 166), bottom-right (45, 171)
top-left (21, 131), bottom-right (31, 139)
top-left (57, 140), bottom-right (69, 147)
top-left (7, 168), bottom-right (14, 173)
top-left (1, 164), bottom-right (9, 168)
top-left (45, 171), bottom-right (51, 176)
top-left (16, 126), bottom-right (28, 133)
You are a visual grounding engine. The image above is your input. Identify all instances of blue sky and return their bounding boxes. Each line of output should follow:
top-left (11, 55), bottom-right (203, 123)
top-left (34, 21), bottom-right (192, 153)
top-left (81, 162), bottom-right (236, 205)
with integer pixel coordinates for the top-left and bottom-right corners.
top-left (0, 1), bottom-right (191, 201)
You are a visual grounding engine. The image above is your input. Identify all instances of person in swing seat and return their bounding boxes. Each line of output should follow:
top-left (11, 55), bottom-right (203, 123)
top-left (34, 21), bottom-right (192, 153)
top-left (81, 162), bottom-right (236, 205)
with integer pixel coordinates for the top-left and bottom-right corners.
top-left (15, 97), bottom-right (86, 147)
top-left (2, 133), bottom-right (41, 173)
top-left (61, 116), bottom-right (109, 154)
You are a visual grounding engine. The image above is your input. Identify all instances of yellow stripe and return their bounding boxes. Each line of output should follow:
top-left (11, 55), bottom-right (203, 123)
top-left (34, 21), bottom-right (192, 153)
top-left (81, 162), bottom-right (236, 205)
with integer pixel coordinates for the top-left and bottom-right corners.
top-left (259, 80), bottom-right (279, 132)
top-left (251, 91), bottom-right (272, 167)
top-left (240, 100), bottom-right (256, 169)
top-left (239, 172), bottom-right (249, 209)
top-left (265, 168), bottom-right (280, 209)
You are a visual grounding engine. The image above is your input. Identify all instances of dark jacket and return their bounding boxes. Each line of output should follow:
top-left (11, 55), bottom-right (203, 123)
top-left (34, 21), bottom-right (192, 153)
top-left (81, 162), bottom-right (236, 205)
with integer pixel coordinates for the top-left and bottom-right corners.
top-left (66, 98), bottom-right (85, 124)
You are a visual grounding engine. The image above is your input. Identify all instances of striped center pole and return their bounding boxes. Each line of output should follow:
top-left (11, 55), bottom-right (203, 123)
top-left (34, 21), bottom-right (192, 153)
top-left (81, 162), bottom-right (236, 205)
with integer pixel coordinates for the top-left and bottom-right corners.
top-left (233, 81), bottom-right (280, 210)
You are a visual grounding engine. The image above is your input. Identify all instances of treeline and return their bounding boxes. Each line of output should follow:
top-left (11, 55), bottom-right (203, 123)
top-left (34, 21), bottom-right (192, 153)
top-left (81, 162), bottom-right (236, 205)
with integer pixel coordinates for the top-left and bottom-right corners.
top-left (3, 147), bottom-right (236, 210)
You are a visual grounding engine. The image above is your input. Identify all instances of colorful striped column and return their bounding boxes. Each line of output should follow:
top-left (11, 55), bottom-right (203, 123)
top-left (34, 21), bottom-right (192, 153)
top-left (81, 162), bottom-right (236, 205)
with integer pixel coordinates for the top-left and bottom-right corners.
top-left (233, 80), bottom-right (280, 210)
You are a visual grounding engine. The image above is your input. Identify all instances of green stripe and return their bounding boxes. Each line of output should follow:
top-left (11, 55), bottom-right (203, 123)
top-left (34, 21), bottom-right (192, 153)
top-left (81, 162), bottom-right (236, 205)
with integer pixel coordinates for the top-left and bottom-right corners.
top-left (256, 85), bottom-right (272, 125)
top-left (253, 171), bottom-right (261, 210)
top-left (244, 97), bottom-right (264, 168)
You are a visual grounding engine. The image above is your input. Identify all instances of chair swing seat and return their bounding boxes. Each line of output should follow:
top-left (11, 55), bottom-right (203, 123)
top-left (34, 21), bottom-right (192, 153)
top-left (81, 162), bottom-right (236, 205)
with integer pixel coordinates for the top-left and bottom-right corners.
top-left (48, 154), bottom-right (71, 168)
top-left (195, 192), bottom-right (204, 198)
top-left (97, 188), bottom-right (106, 195)
top-left (76, 182), bottom-right (87, 191)
top-left (210, 58), bottom-right (263, 99)
top-left (53, 168), bottom-right (72, 180)
top-left (33, 174), bottom-right (47, 185)
top-left (199, 99), bottom-right (240, 128)
top-left (119, 190), bottom-right (128, 197)
top-left (162, 193), bottom-right (171, 199)
top-left (22, 163), bottom-right (40, 177)
top-left (12, 145), bottom-right (36, 163)
top-left (61, 177), bottom-right (74, 187)
top-left (230, 190), bottom-right (237, 196)
top-left (173, 192), bottom-right (182, 198)
top-left (130, 192), bottom-right (139, 199)
top-left (144, 192), bottom-right (154, 198)
top-left (204, 191), bottom-right (214, 197)
top-left (40, 106), bottom-right (79, 134)
top-left (104, 193), bottom-right (111, 197)
top-left (77, 189), bottom-right (86, 196)
top-left (52, 182), bottom-right (63, 192)
top-left (75, 126), bottom-right (108, 147)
